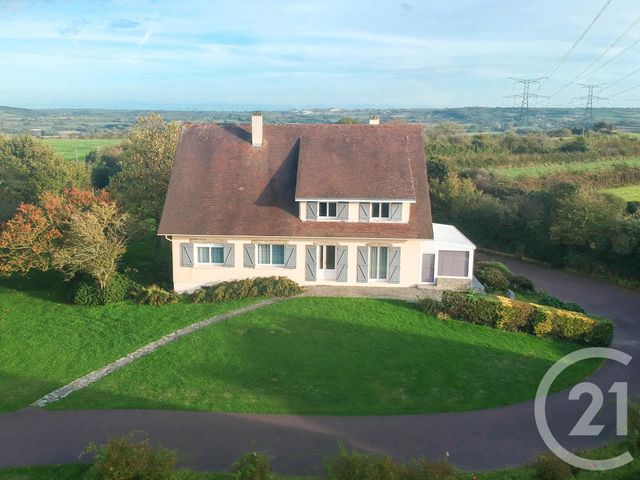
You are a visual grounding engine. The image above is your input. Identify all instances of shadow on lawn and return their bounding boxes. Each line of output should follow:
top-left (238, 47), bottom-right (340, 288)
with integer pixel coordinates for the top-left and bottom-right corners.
top-left (53, 298), bottom-right (597, 416)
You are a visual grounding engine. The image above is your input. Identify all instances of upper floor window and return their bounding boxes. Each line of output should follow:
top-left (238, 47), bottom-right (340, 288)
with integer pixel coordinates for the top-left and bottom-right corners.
top-left (371, 202), bottom-right (390, 219)
top-left (257, 244), bottom-right (285, 266)
top-left (197, 244), bottom-right (224, 264)
top-left (318, 202), bottom-right (337, 218)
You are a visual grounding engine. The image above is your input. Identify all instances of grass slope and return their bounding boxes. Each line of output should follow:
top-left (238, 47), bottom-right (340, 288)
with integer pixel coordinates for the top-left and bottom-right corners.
top-left (492, 157), bottom-right (640, 179)
top-left (0, 272), bottom-right (260, 412)
top-left (602, 184), bottom-right (640, 202)
top-left (42, 138), bottom-right (122, 161)
top-left (56, 297), bottom-right (598, 415)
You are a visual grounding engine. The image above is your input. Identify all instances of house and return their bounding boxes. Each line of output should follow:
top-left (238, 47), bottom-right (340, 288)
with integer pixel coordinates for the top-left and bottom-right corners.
top-left (158, 113), bottom-right (475, 292)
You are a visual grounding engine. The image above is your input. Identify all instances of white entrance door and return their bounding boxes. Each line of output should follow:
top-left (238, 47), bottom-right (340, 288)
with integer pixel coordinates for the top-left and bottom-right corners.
top-left (318, 245), bottom-right (337, 280)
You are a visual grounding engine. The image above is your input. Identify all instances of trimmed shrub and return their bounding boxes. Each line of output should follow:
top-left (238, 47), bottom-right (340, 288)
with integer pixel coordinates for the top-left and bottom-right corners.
top-left (132, 285), bottom-right (179, 306)
top-left (534, 454), bottom-right (574, 480)
top-left (417, 296), bottom-right (443, 316)
top-left (585, 319), bottom-right (615, 347)
top-left (231, 452), bottom-right (274, 480)
top-left (441, 291), bottom-right (500, 327)
top-left (68, 273), bottom-right (138, 306)
top-left (82, 433), bottom-right (177, 480)
top-left (494, 296), bottom-right (535, 333)
top-left (530, 305), bottom-right (611, 346)
top-left (325, 448), bottom-right (408, 480)
top-left (191, 277), bottom-right (302, 303)
top-left (510, 274), bottom-right (535, 293)
top-left (474, 262), bottom-right (511, 292)
top-left (537, 293), bottom-right (585, 314)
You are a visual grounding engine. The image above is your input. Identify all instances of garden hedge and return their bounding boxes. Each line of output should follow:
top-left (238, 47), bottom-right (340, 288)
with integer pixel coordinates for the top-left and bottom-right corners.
top-left (428, 291), bottom-right (613, 346)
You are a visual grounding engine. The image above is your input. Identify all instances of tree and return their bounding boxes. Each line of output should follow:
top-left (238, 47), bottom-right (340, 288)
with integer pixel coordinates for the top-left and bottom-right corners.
top-left (336, 117), bottom-right (360, 124)
top-left (0, 135), bottom-right (90, 221)
top-left (0, 189), bottom-right (128, 291)
top-left (109, 114), bottom-right (181, 225)
top-left (51, 201), bottom-right (128, 291)
top-left (85, 144), bottom-right (124, 189)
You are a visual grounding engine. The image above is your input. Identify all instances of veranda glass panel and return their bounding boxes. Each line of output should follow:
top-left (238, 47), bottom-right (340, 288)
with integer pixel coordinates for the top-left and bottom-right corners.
top-left (326, 246), bottom-right (336, 269)
top-left (370, 247), bottom-right (378, 278)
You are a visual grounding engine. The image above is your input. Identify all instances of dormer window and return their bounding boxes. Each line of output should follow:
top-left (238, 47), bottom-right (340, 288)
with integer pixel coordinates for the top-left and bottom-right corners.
top-left (371, 202), bottom-right (390, 219)
top-left (318, 202), bottom-right (338, 218)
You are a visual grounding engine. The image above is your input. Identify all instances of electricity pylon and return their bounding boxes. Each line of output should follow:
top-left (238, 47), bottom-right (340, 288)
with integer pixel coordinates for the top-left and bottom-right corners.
top-left (572, 83), bottom-right (608, 122)
top-left (503, 77), bottom-right (548, 123)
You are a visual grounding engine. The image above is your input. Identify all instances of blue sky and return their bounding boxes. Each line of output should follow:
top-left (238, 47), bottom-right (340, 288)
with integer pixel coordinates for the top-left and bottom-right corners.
top-left (1, 0), bottom-right (640, 109)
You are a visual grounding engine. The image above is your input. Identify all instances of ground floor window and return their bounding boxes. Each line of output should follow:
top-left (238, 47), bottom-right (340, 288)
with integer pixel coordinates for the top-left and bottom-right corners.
top-left (438, 250), bottom-right (470, 277)
top-left (370, 246), bottom-right (388, 280)
top-left (257, 244), bottom-right (285, 266)
top-left (196, 244), bottom-right (224, 264)
top-left (319, 245), bottom-right (336, 270)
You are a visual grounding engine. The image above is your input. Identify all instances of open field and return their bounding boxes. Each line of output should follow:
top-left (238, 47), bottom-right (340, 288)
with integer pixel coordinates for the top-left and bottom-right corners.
top-left (42, 138), bottom-right (123, 161)
top-left (55, 297), bottom-right (598, 415)
top-left (601, 184), bottom-right (640, 202)
top-left (0, 271), bottom-right (259, 412)
top-left (491, 157), bottom-right (640, 179)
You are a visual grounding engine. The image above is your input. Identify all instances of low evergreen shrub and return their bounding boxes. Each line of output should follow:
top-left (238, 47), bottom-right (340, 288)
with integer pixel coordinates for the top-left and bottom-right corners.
top-left (534, 454), bottom-right (574, 480)
top-left (231, 452), bottom-right (274, 480)
top-left (537, 293), bottom-right (585, 313)
top-left (417, 296), bottom-right (442, 316)
top-left (440, 291), bottom-right (500, 327)
top-left (82, 433), bottom-right (177, 480)
top-left (510, 274), bottom-right (535, 293)
top-left (68, 273), bottom-right (139, 306)
top-left (474, 262), bottom-right (511, 292)
top-left (191, 276), bottom-right (302, 303)
top-left (494, 296), bottom-right (535, 333)
top-left (132, 285), bottom-right (180, 306)
top-left (325, 448), bottom-right (409, 480)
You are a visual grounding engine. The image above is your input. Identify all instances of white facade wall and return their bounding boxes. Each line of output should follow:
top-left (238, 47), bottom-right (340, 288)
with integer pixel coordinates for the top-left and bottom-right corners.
top-left (168, 233), bottom-right (473, 293)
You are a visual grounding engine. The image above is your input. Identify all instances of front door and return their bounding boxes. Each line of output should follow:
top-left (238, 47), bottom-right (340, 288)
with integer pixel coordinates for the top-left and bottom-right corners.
top-left (318, 245), bottom-right (336, 280)
top-left (422, 253), bottom-right (435, 283)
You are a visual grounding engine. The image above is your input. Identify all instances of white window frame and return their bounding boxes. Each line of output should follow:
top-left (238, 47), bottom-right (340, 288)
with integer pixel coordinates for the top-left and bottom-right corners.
top-left (195, 243), bottom-right (225, 265)
top-left (369, 246), bottom-right (388, 281)
top-left (257, 244), bottom-right (286, 266)
top-left (370, 202), bottom-right (391, 220)
top-left (318, 202), bottom-right (338, 219)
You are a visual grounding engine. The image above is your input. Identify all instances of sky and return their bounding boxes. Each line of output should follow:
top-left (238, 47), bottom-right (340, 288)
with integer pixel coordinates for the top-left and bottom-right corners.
top-left (1, 0), bottom-right (640, 109)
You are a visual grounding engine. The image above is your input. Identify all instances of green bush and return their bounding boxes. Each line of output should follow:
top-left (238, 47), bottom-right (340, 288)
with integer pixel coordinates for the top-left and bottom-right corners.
top-left (413, 458), bottom-right (457, 480)
top-left (325, 448), bottom-right (408, 480)
top-left (629, 402), bottom-right (640, 453)
top-left (437, 291), bottom-right (612, 345)
top-left (537, 293), bottom-right (585, 313)
top-left (534, 454), bottom-right (574, 480)
top-left (510, 274), bottom-right (535, 293)
top-left (68, 273), bottom-right (138, 306)
top-left (474, 262), bottom-right (511, 292)
top-left (191, 277), bottom-right (302, 303)
top-left (132, 285), bottom-right (180, 306)
top-left (441, 291), bottom-right (500, 327)
top-left (417, 296), bottom-right (443, 316)
top-left (82, 433), bottom-right (177, 480)
top-left (231, 452), bottom-right (274, 480)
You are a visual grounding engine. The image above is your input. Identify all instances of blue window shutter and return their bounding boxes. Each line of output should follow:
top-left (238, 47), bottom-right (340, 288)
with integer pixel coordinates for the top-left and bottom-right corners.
top-left (307, 202), bottom-right (318, 221)
top-left (387, 247), bottom-right (401, 283)
top-left (284, 245), bottom-right (296, 269)
top-left (357, 246), bottom-right (369, 282)
top-left (223, 244), bottom-right (235, 267)
top-left (305, 245), bottom-right (317, 281)
top-left (390, 203), bottom-right (402, 221)
top-left (359, 203), bottom-right (370, 222)
top-left (337, 202), bottom-right (349, 221)
top-left (243, 244), bottom-right (255, 268)
top-left (336, 246), bottom-right (348, 282)
top-left (180, 243), bottom-right (193, 267)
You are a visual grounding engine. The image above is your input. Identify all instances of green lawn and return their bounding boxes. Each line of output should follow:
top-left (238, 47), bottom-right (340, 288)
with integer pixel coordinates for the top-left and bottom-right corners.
top-left (491, 157), bottom-right (640, 179)
top-left (0, 272), bottom-right (261, 412)
top-left (42, 138), bottom-right (123, 161)
top-left (54, 297), bottom-right (598, 415)
top-left (601, 184), bottom-right (640, 202)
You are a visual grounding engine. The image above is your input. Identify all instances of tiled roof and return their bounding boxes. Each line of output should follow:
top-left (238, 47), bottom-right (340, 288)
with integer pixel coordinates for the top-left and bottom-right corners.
top-left (158, 123), bottom-right (433, 239)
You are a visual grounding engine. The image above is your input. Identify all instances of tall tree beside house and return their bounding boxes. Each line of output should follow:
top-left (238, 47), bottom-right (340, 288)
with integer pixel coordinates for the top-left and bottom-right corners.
top-left (108, 114), bottom-right (181, 225)
top-left (0, 135), bottom-right (90, 222)
top-left (0, 189), bottom-right (128, 292)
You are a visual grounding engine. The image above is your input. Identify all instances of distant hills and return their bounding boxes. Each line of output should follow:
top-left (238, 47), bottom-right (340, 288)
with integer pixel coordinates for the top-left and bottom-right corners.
top-left (1, 105), bottom-right (639, 136)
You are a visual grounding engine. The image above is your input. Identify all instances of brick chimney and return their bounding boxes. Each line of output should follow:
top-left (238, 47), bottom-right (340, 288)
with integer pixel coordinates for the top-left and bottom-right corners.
top-left (369, 115), bottom-right (380, 125)
top-left (252, 112), bottom-right (263, 147)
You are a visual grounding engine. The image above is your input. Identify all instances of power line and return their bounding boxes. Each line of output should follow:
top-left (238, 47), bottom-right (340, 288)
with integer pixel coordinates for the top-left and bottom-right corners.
top-left (503, 77), bottom-right (548, 123)
top-left (610, 80), bottom-right (640, 97)
top-left (547, 14), bottom-right (640, 97)
top-left (584, 35), bottom-right (640, 78)
top-left (541, 0), bottom-right (613, 85)
top-left (602, 65), bottom-right (640, 91)
top-left (572, 83), bottom-right (608, 122)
